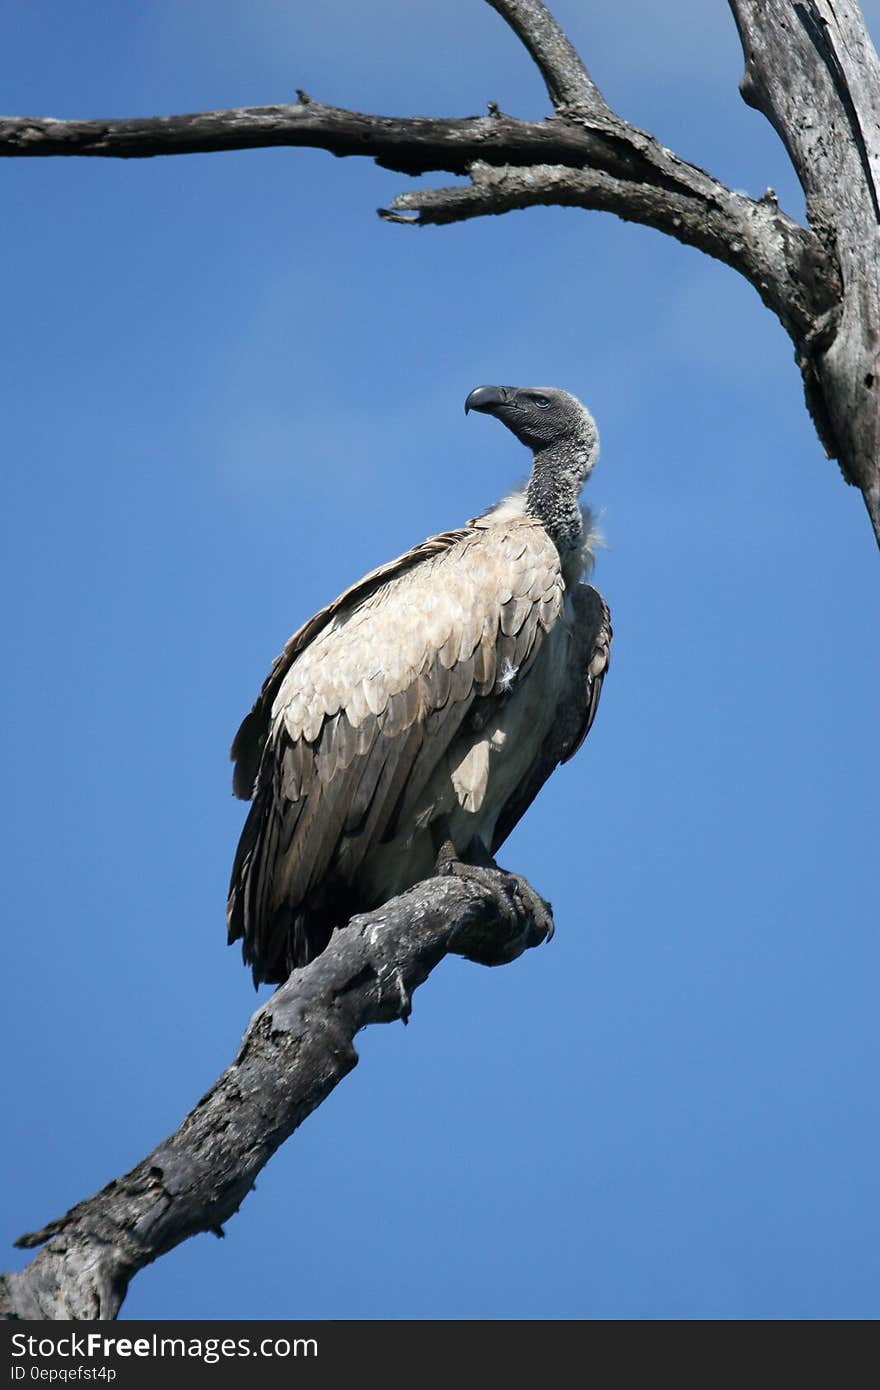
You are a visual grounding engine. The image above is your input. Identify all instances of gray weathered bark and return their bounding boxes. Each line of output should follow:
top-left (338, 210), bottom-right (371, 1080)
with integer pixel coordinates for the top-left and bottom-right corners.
top-left (1, 0), bottom-right (878, 540)
top-left (731, 0), bottom-right (880, 535)
top-left (0, 871), bottom-right (550, 1320)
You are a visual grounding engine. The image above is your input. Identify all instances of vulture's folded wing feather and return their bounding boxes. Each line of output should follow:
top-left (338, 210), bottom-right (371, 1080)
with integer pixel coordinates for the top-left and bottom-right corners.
top-left (230, 529), bottom-right (471, 800)
top-left (490, 582), bottom-right (611, 853)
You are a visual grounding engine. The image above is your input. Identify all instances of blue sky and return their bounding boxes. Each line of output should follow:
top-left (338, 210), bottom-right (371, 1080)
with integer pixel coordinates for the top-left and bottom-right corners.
top-left (1, 0), bottom-right (878, 1321)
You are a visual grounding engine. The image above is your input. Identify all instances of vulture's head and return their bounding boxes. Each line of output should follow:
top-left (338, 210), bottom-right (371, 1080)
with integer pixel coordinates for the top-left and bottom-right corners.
top-left (464, 384), bottom-right (597, 458)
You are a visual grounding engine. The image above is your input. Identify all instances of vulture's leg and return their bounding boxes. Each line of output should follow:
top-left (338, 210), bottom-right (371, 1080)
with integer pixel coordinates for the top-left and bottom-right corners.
top-left (431, 819), bottom-right (554, 965)
top-left (431, 816), bottom-right (465, 877)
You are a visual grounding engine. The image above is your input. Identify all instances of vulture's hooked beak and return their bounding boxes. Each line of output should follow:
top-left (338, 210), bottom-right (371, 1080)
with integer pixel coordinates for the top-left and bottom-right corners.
top-left (465, 385), bottom-right (512, 416)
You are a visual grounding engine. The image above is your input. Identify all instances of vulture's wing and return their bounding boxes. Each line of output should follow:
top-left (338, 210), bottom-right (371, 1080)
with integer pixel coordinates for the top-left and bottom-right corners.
top-left (228, 517), bottom-right (564, 981)
top-left (490, 582), bottom-right (611, 853)
top-left (230, 529), bottom-right (469, 800)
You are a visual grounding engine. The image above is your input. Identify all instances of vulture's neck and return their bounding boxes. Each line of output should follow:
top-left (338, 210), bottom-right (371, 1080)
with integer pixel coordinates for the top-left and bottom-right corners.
top-left (525, 436), bottom-right (597, 557)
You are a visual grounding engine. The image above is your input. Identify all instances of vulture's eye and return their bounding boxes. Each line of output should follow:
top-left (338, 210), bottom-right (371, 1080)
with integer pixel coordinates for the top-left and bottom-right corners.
top-left (532, 395), bottom-right (551, 408)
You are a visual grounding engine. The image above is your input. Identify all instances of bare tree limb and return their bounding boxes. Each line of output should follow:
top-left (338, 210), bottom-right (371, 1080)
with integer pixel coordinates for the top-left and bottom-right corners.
top-left (382, 160), bottom-right (836, 346)
top-left (0, 103), bottom-right (606, 170)
top-left (0, 870), bottom-right (551, 1321)
top-left (487, 0), bottom-right (613, 115)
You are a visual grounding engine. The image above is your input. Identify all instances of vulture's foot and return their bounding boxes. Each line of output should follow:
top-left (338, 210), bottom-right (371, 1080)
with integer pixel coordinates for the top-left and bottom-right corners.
top-left (440, 854), bottom-right (554, 967)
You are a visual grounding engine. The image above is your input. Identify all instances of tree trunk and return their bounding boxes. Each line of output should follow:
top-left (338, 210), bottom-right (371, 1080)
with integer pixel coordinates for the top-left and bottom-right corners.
top-left (732, 0), bottom-right (880, 535)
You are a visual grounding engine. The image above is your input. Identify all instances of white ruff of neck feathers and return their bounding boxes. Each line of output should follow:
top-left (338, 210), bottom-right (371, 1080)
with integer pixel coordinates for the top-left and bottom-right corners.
top-left (471, 487), bottom-right (604, 582)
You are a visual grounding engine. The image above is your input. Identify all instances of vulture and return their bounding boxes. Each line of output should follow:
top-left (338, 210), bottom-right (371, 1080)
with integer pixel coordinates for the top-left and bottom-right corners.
top-left (228, 385), bottom-right (611, 984)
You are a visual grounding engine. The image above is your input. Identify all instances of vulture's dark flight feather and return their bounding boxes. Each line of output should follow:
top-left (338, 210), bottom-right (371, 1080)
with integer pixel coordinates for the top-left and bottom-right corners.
top-left (228, 386), bottom-right (611, 984)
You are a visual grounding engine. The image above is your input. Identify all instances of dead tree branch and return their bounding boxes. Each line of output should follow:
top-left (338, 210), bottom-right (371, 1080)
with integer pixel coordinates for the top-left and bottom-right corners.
top-left (0, 870), bottom-right (550, 1320)
top-left (0, 98), bottom-right (835, 333)
top-left (1, 0), bottom-right (877, 540)
top-left (0, 103), bottom-right (603, 169)
top-left (485, 0), bottom-right (612, 115)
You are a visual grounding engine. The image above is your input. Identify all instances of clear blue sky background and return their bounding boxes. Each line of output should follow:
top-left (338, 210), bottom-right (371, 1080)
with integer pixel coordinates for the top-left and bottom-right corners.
top-left (2, 1), bottom-right (877, 1321)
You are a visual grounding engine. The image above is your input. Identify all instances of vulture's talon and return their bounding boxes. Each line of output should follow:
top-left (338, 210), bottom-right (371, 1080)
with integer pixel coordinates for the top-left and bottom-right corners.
top-left (446, 862), bottom-right (554, 965)
top-left (507, 873), bottom-right (555, 946)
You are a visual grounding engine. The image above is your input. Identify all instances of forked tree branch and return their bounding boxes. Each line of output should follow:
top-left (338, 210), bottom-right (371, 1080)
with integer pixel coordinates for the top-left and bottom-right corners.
top-left (3, 0), bottom-right (877, 540)
top-left (0, 871), bottom-right (550, 1320)
top-left (0, 97), bottom-right (835, 339)
top-left (382, 159), bottom-right (836, 345)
